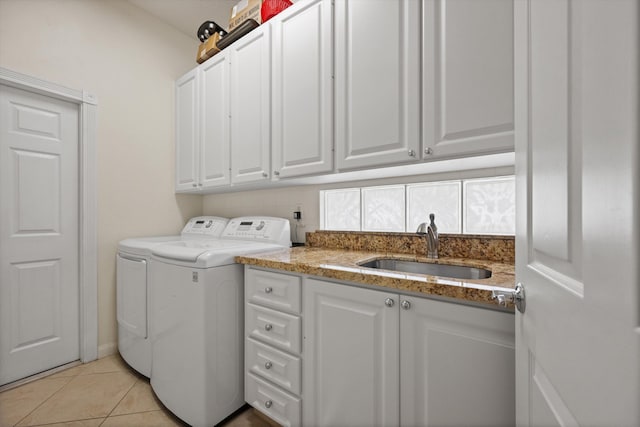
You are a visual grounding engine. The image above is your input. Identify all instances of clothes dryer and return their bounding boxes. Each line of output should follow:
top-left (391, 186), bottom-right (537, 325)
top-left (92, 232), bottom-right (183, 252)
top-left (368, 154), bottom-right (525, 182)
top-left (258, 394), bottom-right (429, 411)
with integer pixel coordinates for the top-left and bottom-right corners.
top-left (149, 217), bottom-right (290, 427)
top-left (116, 216), bottom-right (228, 377)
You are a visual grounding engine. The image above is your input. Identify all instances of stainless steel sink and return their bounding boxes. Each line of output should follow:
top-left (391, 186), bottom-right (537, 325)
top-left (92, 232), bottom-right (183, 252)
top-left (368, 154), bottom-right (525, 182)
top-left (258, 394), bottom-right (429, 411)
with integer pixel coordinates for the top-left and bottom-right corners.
top-left (358, 259), bottom-right (492, 280)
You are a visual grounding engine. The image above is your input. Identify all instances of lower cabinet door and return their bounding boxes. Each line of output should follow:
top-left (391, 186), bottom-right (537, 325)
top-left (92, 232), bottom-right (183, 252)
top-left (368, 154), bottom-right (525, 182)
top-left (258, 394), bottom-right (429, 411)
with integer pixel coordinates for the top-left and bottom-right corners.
top-left (399, 296), bottom-right (515, 427)
top-left (302, 278), bottom-right (400, 427)
top-left (246, 372), bottom-right (301, 427)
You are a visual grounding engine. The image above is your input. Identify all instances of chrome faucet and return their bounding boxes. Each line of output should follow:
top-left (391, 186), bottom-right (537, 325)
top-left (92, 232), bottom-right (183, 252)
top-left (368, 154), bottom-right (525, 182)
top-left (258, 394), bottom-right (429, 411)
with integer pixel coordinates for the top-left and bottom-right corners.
top-left (416, 213), bottom-right (438, 258)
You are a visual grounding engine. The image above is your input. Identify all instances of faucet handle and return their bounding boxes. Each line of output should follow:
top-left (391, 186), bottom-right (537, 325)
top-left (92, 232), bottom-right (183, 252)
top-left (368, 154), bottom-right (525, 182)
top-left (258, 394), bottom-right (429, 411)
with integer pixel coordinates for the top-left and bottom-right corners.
top-left (416, 222), bottom-right (427, 234)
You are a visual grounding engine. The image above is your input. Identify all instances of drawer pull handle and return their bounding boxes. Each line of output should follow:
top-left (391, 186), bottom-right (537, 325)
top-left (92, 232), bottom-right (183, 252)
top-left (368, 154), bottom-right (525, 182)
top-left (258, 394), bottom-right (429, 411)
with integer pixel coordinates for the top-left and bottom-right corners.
top-left (264, 361), bottom-right (272, 370)
top-left (265, 287), bottom-right (273, 294)
top-left (265, 323), bottom-right (273, 331)
top-left (265, 400), bottom-right (273, 409)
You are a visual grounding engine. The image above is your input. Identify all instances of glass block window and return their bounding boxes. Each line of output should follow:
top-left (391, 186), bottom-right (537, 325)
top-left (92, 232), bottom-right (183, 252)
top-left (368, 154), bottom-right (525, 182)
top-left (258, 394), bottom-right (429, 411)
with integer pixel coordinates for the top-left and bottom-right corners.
top-left (463, 176), bottom-right (516, 235)
top-left (320, 176), bottom-right (515, 235)
top-left (362, 186), bottom-right (405, 232)
top-left (321, 188), bottom-right (361, 230)
top-left (407, 182), bottom-right (461, 233)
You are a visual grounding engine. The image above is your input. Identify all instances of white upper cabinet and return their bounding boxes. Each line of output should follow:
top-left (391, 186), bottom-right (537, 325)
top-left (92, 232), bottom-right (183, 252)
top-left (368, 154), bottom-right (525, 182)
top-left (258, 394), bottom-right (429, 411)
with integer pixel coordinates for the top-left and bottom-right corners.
top-left (175, 69), bottom-right (199, 191)
top-left (335, 0), bottom-right (421, 171)
top-left (200, 53), bottom-right (231, 188)
top-left (271, 0), bottom-right (333, 179)
top-left (176, 54), bottom-right (231, 192)
top-left (175, 0), bottom-right (516, 193)
top-left (230, 24), bottom-right (272, 184)
top-left (422, 0), bottom-right (514, 160)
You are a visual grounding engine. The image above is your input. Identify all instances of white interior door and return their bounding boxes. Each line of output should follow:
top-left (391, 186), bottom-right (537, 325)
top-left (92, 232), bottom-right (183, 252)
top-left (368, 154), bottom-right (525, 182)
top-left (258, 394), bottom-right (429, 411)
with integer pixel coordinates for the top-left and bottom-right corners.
top-left (515, 1), bottom-right (639, 425)
top-left (0, 84), bottom-right (80, 386)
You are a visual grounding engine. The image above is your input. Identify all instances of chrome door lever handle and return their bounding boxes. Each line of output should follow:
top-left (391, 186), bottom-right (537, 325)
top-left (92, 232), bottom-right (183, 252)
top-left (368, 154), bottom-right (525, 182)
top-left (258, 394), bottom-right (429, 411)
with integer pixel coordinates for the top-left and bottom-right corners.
top-left (491, 283), bottom-right (526, 313)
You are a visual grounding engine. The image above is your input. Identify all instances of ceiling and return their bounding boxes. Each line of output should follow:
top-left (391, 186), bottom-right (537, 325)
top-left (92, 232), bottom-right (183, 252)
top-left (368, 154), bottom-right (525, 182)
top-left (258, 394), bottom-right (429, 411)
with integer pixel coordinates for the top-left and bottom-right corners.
top-left (128, 0), bottom-right (238, 41)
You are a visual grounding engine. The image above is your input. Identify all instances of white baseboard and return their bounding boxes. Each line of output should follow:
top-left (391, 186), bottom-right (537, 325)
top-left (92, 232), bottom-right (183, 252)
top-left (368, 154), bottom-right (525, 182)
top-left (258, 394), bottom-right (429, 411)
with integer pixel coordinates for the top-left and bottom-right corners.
top-left (97, 342), bottom-right (118, 359)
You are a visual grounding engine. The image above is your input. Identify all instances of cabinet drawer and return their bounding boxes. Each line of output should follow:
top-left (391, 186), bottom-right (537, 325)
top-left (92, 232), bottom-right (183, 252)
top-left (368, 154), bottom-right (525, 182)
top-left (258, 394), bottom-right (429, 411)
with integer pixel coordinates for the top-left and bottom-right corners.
top-left (246, 303), bottom-right (301, 354)
top-left (246, 268), bottom-right (301, 314)
top-left (247, 337), bottom-right (301, 395)
top-left (246, 372), bottom-right (301, 427)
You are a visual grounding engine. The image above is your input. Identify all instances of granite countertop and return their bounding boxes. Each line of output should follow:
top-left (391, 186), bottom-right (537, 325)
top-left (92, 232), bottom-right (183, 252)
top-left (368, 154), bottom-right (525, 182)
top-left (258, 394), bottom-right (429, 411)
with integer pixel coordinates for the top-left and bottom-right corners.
top-left (235, 246), bottom-right (516, 309)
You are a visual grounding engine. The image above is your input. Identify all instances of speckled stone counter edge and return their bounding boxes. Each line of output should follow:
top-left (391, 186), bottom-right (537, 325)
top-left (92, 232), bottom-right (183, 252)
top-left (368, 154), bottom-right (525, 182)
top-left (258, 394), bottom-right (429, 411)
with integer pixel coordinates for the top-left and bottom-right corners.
top-left (236, 246), bottom-right (516, 309)
top-left (306, 230), bottom-right (515, 264)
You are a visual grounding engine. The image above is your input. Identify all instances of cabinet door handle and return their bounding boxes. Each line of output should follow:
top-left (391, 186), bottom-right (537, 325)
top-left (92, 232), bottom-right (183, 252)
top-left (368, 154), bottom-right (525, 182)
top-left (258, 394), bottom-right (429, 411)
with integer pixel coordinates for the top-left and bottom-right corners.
top-left (401, 300), bottom-right (411, 310)
top-left (384, 298), bottom-right (395, 307)
top-left (424, 147), bottom-right (433, 155)
top-left (262, 172), bottom-right (268, 178)
top-left (192, 183), bottom-right (197, 187)
top-left (264, 323), bottom-right (273, 331)
top-left (265, 287), bottom-right (273, 294)
top-left (264, 361), bottom-right (272, 370)
top-left (274, 170), bottom-right (280, 176)
top-left (408, 149), bottom-right (416, 157)
top-left (265, 400), bottom-right (273, 409)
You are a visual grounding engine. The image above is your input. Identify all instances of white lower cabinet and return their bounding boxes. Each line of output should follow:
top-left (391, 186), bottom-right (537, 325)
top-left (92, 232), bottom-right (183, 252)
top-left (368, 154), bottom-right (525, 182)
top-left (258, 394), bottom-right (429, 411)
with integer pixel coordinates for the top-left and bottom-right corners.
top-left (246, 373), bottom-right (301, 426)
top-left (244, 268), bottom-right (302, 426)
top-left (303, 279), bottom-right (400, 426)
top-left (245, 267), bottom-right (515, 427)
top-left (399, 295), bottom-right (515, 427)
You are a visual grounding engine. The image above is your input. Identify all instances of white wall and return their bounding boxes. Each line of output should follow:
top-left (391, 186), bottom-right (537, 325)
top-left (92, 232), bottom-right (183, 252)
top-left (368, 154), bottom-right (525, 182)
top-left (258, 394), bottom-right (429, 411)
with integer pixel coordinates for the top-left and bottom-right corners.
top-left (0, 0), bottom-right (202, 356)
top-left (203, 166), bottom-right (515, 243)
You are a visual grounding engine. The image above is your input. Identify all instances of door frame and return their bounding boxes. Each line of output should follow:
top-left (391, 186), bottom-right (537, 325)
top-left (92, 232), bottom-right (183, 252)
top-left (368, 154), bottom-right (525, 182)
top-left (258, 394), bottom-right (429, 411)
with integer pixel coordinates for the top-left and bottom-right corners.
top-left (0, 67), bottom-right (98, 363)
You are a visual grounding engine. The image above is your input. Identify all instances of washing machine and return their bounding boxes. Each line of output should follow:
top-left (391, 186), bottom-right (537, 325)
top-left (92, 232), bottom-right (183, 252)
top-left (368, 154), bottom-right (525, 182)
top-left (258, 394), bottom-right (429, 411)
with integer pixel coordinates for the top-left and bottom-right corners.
top-left (116, 216), bottom-right (229, 377)
top-left (149, 216), bottom-right (291, 427)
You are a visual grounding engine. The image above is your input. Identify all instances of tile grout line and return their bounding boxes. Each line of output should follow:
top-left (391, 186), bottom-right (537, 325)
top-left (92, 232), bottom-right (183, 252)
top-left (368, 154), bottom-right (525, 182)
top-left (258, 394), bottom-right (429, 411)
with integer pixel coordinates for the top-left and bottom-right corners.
top-left (101, 409), bottom-right (174, 425)
top-left (11, 375), bottom-right (77, 427)
top-left (9, 357), bottom-right (132, 427)
top-left (98, 377), bottom-right (139, 426)
top-left (18, 416), bottom-right (105, 427)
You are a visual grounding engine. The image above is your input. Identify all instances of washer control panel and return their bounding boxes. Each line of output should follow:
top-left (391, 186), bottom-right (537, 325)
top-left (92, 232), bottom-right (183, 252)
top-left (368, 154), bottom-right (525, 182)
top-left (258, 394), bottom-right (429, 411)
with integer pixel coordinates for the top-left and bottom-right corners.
top-left (181, 216), bottom-right (229, 239)
top-left (222, 217), bottom-right (291, 246)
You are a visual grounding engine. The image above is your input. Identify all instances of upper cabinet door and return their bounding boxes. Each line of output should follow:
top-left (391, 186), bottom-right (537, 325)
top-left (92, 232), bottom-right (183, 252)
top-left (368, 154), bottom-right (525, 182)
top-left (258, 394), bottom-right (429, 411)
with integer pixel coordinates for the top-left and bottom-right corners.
top-left (230, 24), bottom-right (272, 184)
top-left (200, 53), bottom-right (231, 188)
top-left (175, 68), bottom-right (199, 191)
top-left (272, 0), bottom-right (333, 179)
top-left (422, 0), bottom-right (514, 160)
top-left (335, 0), bottom-right (421, 171)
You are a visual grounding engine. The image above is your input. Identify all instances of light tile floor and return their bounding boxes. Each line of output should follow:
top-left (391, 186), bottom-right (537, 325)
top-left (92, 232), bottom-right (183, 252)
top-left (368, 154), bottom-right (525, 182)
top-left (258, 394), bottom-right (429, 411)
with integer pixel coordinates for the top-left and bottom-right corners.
top-left (0, 355), bottom-right (275, 427)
